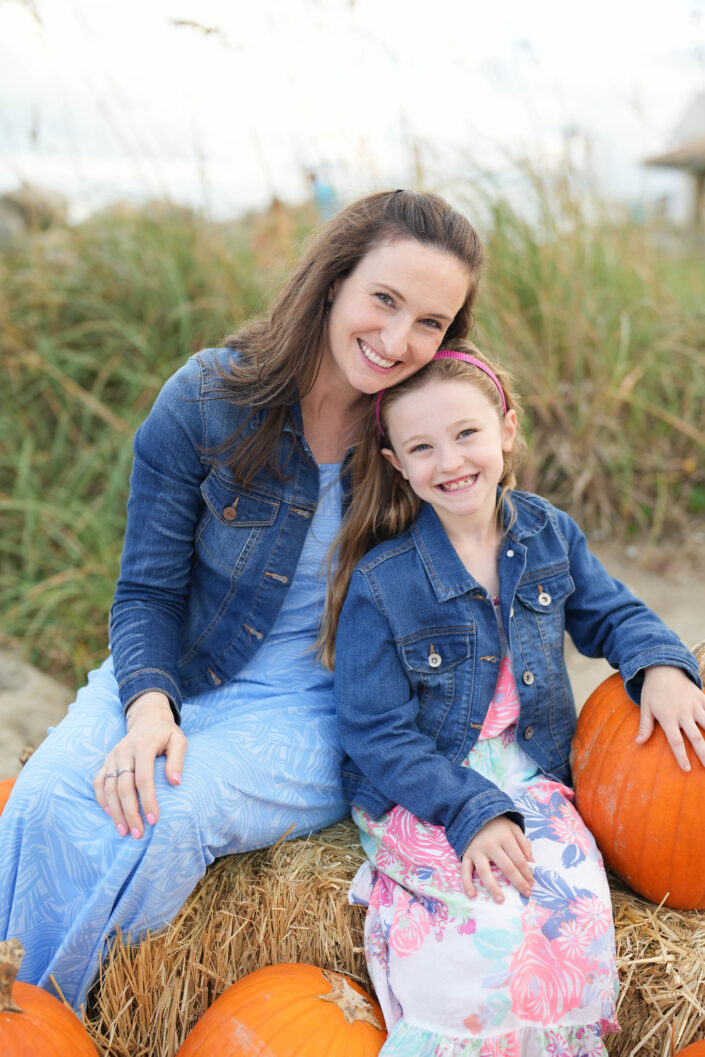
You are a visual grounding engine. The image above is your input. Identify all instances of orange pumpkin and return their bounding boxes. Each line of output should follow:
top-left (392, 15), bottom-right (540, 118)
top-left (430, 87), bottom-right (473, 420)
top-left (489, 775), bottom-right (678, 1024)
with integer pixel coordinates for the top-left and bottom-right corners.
top-left (0, 940), bottom-right (97, 1055)
top-left (175, 963), bottom-right (386, 1056)
top-left (572, 666), bottom-right (705, 909)
top-left (0, 778), bottom-right (15, 816)
top-left (676, 1043), bottom-right (705, 1055)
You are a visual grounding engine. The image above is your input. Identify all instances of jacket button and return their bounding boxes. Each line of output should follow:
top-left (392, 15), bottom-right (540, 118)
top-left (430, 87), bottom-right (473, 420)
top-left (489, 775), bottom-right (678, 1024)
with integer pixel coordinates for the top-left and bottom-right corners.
top-left (506, 549), bottom-right (514, 558)
top-left (523, 725), bottom-right (534, 739)
top-left (522, 670), bottom-right (535, 685)
top-left (538, 591), bottom-right (552, 606)
top-left (509, 607), bottom-right (514, 618)
top-left (428, 645), bottom-right (442, 668)
top-left (223, 505), bottom-right (238, 521)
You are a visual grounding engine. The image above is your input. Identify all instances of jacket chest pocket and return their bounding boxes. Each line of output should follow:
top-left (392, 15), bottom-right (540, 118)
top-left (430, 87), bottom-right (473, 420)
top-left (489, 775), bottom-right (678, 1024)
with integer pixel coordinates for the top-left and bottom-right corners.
top-left (398, 630), bottom-right (472, 740)
top-left (197, 471), bottom-right (280, 574)
top-left (514, 570), bottom-right (574, 651)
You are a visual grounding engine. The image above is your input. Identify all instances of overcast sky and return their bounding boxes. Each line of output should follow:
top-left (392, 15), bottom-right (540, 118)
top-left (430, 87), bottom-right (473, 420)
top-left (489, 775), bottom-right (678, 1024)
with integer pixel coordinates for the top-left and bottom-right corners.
top-left (1, 0), bottom-right (704, 219)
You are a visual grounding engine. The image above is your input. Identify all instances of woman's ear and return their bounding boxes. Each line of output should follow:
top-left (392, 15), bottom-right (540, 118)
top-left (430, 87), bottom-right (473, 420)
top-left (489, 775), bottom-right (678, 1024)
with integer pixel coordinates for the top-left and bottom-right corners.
top-left (381, 447), bottom-right (408, 479)
top-left (327, 281), bottom-right (338, 306)
top-left (501, 409), bottom-right (517, 453)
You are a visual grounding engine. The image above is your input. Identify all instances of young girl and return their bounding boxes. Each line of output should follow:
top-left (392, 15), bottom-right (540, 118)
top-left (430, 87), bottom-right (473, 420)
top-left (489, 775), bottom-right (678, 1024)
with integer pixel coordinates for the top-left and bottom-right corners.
top-left (322, 342), bottom-right (704, 1056)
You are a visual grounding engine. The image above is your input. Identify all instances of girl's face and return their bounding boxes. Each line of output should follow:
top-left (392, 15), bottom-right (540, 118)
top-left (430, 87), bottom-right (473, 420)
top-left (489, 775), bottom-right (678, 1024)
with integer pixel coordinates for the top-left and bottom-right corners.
top-left (382, 377), bottom-right (517, 534)
top-left (322, 239), bottom-right (471, 397)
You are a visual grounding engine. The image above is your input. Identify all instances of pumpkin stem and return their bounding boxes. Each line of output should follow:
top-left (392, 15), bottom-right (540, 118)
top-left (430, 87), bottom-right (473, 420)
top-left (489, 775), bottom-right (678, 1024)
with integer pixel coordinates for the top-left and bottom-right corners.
top-left (316, 969), bottom-right (384, 1030)
top-left (0, 939), bottom-right (25, 1014)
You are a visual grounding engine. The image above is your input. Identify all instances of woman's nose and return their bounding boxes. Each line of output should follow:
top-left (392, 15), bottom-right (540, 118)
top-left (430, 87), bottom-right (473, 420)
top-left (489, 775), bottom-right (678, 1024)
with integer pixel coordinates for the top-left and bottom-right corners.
top-left (380, 316), bottom-right (411, 359)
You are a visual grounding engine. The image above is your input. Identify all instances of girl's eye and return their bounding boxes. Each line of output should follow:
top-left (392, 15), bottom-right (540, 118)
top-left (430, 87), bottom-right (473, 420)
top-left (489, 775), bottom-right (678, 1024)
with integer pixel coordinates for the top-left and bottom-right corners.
top-left (459, 428), bottom-right (476, 439)
top-left (409, 443), bottom-right (431, 453)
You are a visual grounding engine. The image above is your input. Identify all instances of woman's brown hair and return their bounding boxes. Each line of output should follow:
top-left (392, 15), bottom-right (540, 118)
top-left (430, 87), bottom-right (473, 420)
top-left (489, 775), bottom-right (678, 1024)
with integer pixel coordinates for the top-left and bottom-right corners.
top-left (318, 340), bottom-right (527, 669)
top-left (216, 190), bottom-right (484, 486)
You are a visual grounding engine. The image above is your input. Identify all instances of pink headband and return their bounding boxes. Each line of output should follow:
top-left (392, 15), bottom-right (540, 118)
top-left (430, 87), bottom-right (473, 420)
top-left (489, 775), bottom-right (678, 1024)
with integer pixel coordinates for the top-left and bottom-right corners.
top-left (374, 349), bottom-right (508, 437)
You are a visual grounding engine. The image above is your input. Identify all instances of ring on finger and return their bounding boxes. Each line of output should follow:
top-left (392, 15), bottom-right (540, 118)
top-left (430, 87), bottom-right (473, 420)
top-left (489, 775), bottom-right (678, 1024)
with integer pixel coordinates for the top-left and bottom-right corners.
top-left (104, 771), bottom-right (119, 780)
top-left (116, 767), bottom-right (136, 777)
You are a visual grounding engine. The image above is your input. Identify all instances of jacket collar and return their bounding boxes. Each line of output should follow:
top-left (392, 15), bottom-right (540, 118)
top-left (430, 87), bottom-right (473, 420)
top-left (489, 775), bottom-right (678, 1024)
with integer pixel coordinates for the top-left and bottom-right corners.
top-left (410, 492), bottom-right (549, 602)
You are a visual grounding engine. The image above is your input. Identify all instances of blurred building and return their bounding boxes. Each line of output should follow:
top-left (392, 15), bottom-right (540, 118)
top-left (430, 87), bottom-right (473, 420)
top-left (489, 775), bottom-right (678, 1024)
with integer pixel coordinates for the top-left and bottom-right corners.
top-left (645, 92), bottom-right (705, 228)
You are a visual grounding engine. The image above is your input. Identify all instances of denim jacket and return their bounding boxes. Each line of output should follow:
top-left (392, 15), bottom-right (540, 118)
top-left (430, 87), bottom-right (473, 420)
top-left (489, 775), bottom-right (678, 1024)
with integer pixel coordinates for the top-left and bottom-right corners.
top-left (334, 495), bottom-right (701, 859)
top-left (110, 348), bottom-right (351, 719)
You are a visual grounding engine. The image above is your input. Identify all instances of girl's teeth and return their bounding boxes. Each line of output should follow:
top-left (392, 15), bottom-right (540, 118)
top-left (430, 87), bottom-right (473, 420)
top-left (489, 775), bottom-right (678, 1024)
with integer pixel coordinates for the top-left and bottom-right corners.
top-left (441, 474), bottom-right (477, 491)
top-left (360, 340), bottom-right (395, 369)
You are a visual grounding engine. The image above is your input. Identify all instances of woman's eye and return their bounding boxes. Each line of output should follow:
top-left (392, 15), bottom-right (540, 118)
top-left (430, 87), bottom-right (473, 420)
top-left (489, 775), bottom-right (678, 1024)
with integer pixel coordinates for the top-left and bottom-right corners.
top-left (421, 317), bottom-right (442, 330)
top-left (375, 292), bottom-right (394, 306)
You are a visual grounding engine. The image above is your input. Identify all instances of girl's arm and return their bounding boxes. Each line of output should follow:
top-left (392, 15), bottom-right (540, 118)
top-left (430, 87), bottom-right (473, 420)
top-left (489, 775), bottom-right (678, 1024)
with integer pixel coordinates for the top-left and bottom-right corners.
top-left (556, 507), bottom-right (703, 768)
top-left (335, 569), bottom-right (524, 862)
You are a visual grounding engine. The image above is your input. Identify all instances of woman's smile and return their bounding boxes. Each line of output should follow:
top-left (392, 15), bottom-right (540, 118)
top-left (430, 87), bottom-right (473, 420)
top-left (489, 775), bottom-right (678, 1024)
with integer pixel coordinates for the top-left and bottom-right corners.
top-left (358, 338), bottom-right (397, 371)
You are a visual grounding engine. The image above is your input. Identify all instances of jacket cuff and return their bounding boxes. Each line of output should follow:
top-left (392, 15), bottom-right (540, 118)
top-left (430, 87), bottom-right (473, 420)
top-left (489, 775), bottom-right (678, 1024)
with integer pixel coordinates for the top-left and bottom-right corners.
top-left (622, 649), bottom-right (703, 704)
top-left (446, 788), bottom-right (524, 860)
top-left (118, 669), bottom-right (182, 723)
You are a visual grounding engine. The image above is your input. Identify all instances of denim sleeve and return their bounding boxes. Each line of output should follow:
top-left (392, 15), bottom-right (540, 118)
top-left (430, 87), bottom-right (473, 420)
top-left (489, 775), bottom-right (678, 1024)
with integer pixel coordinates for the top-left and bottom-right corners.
top-left (334, 569), bottom-right (524, 859)
top-left (109, 354), bottom-right (208, 720)
top-left (556, 508), bottom-right (702, 702)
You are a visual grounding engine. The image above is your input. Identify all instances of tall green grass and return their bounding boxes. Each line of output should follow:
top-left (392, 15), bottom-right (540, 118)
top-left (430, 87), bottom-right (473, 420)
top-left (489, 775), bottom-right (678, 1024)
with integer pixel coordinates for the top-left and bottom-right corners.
top-left (1, 188), bottom-right (703, 685)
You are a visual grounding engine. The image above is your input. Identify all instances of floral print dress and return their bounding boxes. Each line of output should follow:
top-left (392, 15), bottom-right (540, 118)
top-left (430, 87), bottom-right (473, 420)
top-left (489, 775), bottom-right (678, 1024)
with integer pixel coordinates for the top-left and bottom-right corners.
top-left (350, 602), bottom-right (619, 1056)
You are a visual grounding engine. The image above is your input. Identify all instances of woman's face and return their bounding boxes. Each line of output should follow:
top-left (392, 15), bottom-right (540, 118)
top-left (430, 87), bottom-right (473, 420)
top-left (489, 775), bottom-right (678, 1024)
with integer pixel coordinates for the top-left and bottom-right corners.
top-left (322, 238), bottom-right (471, 397)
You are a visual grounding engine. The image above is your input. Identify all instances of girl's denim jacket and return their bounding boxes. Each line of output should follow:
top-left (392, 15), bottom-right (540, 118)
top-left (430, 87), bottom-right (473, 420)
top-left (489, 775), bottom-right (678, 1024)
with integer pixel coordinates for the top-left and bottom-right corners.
top-left (109, 348), bottom-right (350, 719)
top-left (334, 497), bottom-right (701, 859)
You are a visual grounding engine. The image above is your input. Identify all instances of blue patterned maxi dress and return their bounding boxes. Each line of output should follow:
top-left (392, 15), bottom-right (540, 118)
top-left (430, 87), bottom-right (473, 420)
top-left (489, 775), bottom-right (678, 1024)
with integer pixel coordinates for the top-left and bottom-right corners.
top-left (0, 463), bottom-right (348, 1012)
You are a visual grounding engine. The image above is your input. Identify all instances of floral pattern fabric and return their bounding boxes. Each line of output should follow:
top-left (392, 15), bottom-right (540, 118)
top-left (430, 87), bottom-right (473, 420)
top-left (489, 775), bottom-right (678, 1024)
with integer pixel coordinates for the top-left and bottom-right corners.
top-left (350, 606), bottom-right (619, 1056)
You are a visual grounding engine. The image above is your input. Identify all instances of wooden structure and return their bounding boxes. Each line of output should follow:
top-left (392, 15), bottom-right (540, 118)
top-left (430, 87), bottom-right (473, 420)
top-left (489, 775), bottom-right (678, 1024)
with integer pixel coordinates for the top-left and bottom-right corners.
top-left (646, 138), bottom-right (705, 227)
top-left (646, 93), bottom-right (705, 227)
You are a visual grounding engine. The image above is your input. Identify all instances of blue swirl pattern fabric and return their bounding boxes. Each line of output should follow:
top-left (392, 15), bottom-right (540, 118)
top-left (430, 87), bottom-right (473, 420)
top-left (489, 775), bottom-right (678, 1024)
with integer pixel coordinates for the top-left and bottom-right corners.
top-left (0, 463), bottom-right (347, 1012)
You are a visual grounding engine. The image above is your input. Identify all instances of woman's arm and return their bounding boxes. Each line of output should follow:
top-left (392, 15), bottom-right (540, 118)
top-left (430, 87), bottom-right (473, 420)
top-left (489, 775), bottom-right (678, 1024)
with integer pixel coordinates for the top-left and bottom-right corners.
top-left (109, 353), bottom-right (210, 721)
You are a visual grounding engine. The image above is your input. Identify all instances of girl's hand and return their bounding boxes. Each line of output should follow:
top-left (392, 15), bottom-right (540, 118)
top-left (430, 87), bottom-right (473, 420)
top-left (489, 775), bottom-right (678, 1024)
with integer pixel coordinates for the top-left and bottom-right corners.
top-left (461, 816), bottom-right (534, 903)
top-left (93, 692), bottom-right (187, 839)
top-left (636, 665), bottom-right (705, 772)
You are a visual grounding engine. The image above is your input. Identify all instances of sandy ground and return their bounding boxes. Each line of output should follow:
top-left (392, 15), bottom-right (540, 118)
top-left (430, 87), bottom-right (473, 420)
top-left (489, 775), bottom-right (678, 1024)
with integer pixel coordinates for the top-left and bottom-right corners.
top-left (1, 541), bottom-right (703, 781)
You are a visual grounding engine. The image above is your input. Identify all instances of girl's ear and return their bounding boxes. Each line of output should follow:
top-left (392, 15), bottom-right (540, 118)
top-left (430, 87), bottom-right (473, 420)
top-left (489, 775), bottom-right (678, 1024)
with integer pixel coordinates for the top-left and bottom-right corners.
top-left (501, 409), bottom-right (517, 453)
top-left (381, 447), bottom-right (408, 479)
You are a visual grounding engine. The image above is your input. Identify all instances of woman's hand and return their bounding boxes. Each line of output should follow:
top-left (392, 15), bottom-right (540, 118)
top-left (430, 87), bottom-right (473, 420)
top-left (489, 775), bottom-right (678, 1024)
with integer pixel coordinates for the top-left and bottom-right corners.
top-left (461, 816), bottom-right (534, 903)
top-left (636, 665), bottom-right (705, 771)
top-left (93, 692), bottom-right (187, 838)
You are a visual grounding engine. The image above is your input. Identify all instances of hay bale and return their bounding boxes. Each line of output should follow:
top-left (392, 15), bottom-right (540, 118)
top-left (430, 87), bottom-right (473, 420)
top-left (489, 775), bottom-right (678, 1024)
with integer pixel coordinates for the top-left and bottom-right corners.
top-left (609, 877), bottom-right (705, 1056)
top-left (83, 821), bottom-right (705, 1057)
top-left (84, 820), bottom-right (368, 1057)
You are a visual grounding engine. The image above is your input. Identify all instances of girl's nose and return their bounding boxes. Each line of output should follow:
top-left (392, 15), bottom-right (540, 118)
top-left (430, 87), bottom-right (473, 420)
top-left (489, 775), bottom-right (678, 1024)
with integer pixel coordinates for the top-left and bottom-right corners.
top-left (437, 445), bottom-right (464, 473)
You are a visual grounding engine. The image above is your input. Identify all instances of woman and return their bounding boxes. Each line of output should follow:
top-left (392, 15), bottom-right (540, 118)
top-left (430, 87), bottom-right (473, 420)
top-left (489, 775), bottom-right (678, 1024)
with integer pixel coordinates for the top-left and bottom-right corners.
top-left (0, 189), bottom-right (483, 1012)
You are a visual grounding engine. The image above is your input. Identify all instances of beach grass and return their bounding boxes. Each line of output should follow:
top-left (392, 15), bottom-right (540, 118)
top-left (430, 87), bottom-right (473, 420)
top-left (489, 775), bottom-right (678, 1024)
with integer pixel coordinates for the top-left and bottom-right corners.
top-left (1, 184), bottom-right (703, 685)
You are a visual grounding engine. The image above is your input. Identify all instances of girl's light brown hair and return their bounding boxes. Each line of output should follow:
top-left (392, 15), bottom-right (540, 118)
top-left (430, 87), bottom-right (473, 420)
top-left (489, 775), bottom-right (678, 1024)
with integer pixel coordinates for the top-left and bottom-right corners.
top-left (318, 340), bottom-right (526, 669)
top-left (213, 190), bottom-right (484, 486)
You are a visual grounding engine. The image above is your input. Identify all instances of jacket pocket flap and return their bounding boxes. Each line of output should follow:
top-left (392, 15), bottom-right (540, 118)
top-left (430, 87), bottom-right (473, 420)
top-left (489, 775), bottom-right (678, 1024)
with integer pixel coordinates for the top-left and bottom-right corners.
top-left (399, 630), bottom-right (472, 673)
top-left (515, 570), bottom-right (575, 612)
top-left (201, 472), bottom-right (280, 527)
